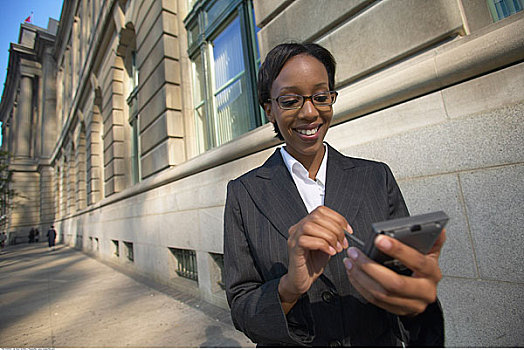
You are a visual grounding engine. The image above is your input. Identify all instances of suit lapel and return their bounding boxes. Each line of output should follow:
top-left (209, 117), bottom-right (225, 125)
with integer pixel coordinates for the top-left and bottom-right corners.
top-left (240, 149), bottom-right (308, 239)
top-left (324, 144), bottom-right (366, 229)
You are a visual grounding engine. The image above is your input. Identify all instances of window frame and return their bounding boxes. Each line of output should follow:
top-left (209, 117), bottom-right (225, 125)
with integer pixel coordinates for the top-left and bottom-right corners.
top-left (184, 0), bottom-right (261, 152)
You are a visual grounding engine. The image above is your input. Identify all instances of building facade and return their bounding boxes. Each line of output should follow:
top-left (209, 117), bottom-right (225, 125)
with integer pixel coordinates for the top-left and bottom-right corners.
top-left (0, 0), bottom-right (522, 346)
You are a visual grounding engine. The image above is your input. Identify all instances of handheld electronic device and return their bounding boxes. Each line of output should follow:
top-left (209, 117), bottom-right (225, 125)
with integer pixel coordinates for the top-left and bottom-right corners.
top-left (363, 211), bottom-right (448, 272)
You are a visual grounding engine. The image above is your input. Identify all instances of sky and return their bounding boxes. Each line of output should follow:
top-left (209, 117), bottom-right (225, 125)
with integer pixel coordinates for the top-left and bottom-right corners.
top-left (0, 0), bottom-right (64, 145)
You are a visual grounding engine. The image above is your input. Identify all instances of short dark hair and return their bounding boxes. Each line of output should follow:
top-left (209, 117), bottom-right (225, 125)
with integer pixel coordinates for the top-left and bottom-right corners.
top-left (257, 43), bottom-right (337, 140)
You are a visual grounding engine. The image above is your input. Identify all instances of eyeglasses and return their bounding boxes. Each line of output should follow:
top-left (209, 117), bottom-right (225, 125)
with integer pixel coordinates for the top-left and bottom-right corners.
top-left (270, 91), bottom-right (338, 110)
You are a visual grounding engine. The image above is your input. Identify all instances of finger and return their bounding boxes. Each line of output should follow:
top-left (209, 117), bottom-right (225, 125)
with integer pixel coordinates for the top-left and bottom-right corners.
top-left (374, 235), bottom-right (441, 280)
top-left (296, 234), bottom-right (338, 256)
top-left (346, 247), bottom-right (437, 304)
top-left (310, 206), bottom-right (352, 245)
top-left (297, 220), bottom-right (348, 253)
top-left (294, 213), bottom-right (348, 252)
top-left (344, 254), bottom-right (435, 315)
top-left (313, 206), bottom-right (352, 232)
top-left (428, 230), bottom-right (446, 256)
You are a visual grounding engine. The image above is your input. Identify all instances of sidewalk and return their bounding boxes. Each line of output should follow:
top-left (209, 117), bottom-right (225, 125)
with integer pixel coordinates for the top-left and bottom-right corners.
top-left (0, 243), bottom-right (255, 347)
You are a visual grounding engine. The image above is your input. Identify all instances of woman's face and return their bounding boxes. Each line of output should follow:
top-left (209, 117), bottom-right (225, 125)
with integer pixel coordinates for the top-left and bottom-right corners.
top-left (264, 54), bottom-right (333, 166)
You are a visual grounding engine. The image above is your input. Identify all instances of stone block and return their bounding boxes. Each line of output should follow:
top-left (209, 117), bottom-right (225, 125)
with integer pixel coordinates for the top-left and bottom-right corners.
top-left (258, 0), bottom-right (369, 56)
top-left (137, 10), bottom-right (164, 54)
top-left (138, 59), bottom-right (181, 109)
top-left (103, 125), bottom-right (125, 149)
top-left (136, 36), bottom-right (164, 83)
top-left (317, 0), bottom-right (462, 85)
top-left (327, 91), bottom-right (447, 148)
top-left (104, 178), bottom-right (115, 196)
top-left (104, 175), bottom-right (126, 196)
top-left (459, 165), bottom-right (524, 282)
top-left (442, 62), bottom-right (524, 119)
top-left (253, 0), bottom-right (292, 27)
top-left (337, 103), bottom-right (524, 180)
top-left (107, 141), bottom-right (126, 160)
top-left (89, 142), bottom-right (102, 156)
top-left (198, 206), bottom-right (224, 253)
top-left (438, 277), bottom-right (524, 347)
top-left (140, 138), bottom-right (185, 178)
top-left (140, 111), bottom-right (184, 154)
top-left (88, 166), bottom-right (101, 180)
top-left (139, 85), bottom-right (182, 130)
top-left (104, 158), bottom-right (124, 180)
top-left (103, 109), bottom-right (126, 132)
top-left (162, 11), bottom-right (178, 37)
top-left (161, 0), bottom-right (177, 14)
top-left (101, 68), bottom-right (124, 97)
top-left (104, 109), bottom-right (124, 126)
top-left (102, 93), bottom-right (125, 115)
top-left (87, 155), bottom-right (101, 171)
top-left (136, 0), bottom-right (162, 43)
top-left (162, 35), bottom-right (180, 61)
top-left (88, 191), bottom-right (101, 205)
top-left (398, 174), bottom-right (477, 278)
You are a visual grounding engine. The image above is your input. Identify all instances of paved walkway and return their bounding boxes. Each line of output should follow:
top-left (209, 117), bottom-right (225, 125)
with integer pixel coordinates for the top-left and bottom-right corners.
top-left (0, 243), bottom-right (255, 347)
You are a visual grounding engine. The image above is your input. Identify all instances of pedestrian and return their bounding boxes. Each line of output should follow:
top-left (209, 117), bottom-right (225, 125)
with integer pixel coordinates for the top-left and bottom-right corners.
top-left (34, 228), bottom-right (40, 243)
top-left (28, 227), bottom-right (35, 243)
top-left (47, 225), bottom-right (57, 250)
top-left (223, 43), bottom-right (445, 347)
top-left (0, 231), bottom-right (6, 248)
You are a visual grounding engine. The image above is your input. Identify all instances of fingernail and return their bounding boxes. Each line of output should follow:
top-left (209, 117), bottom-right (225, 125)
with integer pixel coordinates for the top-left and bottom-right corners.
top-left (343, 237), bottom-right (349, 249)
top-left (336, 241), bottom-right (343, 251)
top-left (329, 246), bottom-right (337, 255)
top-left (376, 235), bottom-right (392, 250)
top-left (346, 224), bottom-right (353, 234)
top-left (343, 258), bottom-right (353, 270)
top-left (348, 247), bottom-right (358, 260)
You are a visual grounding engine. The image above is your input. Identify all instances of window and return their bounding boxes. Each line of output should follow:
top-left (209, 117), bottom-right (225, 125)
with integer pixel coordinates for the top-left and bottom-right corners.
top-left (126, 51), bottom-right (140, 184)
top-left (123, 241), bottom-right (134, 262)
top-left (169, 247), bottom-right (198, 281)
top-left (185, 0), bottom-right (261, 153)
top-left (111, 239), bottom-right (119, 258)
top-left (487, 0), bottom-right (523, 21)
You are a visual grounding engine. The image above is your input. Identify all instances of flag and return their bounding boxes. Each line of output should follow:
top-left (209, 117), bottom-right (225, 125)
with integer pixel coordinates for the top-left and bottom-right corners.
top-left (24, 12), bottom-right (33, 23)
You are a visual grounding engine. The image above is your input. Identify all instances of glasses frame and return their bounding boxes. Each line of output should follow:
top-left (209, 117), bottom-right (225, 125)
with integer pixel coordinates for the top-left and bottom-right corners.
top-left (269, 91), bottom-right (338, 110)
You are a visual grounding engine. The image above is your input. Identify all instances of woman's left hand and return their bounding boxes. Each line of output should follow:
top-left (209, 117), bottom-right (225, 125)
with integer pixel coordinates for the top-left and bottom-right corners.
top-left (343, 230), bottom-right (446, 317)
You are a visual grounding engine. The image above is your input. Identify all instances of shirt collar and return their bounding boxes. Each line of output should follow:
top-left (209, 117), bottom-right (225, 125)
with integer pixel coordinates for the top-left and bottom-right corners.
top-left (280, 144), bottom-right (328, 185)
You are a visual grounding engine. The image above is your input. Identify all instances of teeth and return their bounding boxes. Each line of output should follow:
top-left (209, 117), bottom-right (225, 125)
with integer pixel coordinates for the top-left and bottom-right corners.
top-left (297, 127), bottom-right (318, 135)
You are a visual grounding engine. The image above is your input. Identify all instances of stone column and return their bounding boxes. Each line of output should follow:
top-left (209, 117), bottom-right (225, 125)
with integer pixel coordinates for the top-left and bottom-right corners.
top-left (14, 74), bottom-right (33, 158)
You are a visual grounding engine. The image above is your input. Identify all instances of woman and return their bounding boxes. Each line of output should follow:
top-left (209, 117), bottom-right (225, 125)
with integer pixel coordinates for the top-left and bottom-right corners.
top-left (224, 43), bottom-right (445, 347)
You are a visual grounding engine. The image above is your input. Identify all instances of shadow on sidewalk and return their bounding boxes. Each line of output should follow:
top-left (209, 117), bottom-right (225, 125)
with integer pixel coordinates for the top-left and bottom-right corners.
top-left (199, 325), bottom-right (242, 347)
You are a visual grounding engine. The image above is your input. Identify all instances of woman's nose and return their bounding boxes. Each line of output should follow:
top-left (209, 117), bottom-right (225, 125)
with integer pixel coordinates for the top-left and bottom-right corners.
top-left (299, 98), bottom-right (319, 119)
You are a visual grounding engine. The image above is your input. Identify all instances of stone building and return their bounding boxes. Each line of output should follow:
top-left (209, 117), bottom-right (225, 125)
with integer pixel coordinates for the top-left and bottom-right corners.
top-left (0, 0), bottom-right (522, 346)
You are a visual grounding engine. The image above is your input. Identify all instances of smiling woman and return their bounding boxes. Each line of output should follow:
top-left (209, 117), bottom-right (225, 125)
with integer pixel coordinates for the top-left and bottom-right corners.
top-left (264, 54), bottom-right (334, 177)
top-left (223, 42), bottom-right (446, 347)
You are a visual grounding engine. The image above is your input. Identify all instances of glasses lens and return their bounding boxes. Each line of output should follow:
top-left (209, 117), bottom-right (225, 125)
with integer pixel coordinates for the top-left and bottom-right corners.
top-left (313, 92), bottom-right (336, 106)
top-left (278, 95), bottom-right (303, 109)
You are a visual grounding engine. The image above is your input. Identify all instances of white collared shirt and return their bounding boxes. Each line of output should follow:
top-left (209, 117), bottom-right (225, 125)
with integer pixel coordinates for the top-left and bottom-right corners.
top-left (280, 145), bottom-right (328, 213)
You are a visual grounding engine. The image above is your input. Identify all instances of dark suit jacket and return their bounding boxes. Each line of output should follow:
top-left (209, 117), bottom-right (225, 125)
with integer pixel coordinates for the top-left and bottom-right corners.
top-left (224, 144), bottom-right (444, 347)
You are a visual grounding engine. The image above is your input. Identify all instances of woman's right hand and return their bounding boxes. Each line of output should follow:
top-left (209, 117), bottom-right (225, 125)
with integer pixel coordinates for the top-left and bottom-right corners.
top-left (278, 206), bottom-right (350, 313)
